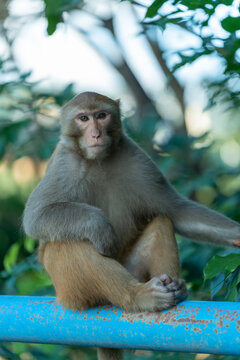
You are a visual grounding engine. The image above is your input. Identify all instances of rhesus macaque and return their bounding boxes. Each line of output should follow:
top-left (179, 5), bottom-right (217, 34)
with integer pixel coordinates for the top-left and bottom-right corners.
top-left (23, 92), bottom-right (240, 360)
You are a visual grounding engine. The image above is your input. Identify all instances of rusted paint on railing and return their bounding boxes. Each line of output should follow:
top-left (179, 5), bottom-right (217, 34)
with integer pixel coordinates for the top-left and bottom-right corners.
top-left (0, 296), bottom-right (239, 355)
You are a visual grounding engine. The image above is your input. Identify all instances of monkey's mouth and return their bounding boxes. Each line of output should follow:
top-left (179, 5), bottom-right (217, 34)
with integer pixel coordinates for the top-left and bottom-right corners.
top-left (88, 144), bottom-right (105, 148)
top-left (87, 144), bottom-right (107, 154)
top-left (88, 143), bottom-right (109, 150)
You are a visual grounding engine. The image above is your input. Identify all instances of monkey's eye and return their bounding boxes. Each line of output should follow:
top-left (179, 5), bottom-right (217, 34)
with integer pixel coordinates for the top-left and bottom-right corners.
top-left (96, 111), bottom-right (107, 119)
top-left (78, 115), bottom-right (89, 122)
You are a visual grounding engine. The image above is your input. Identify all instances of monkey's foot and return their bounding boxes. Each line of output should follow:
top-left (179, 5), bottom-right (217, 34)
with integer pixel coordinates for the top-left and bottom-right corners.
top-left (135, 273), bottom-right (188, 312)
top-left (158, 274), bottom-right (188, 304)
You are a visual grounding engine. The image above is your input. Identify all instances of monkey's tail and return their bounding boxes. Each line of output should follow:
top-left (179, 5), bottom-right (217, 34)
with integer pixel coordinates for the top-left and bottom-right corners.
top-left (97, 348), bottom-right (123, 360)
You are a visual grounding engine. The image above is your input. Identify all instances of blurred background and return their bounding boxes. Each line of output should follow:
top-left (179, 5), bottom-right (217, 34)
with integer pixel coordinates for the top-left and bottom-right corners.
top-left (0, 0), bottom-right (240, 359)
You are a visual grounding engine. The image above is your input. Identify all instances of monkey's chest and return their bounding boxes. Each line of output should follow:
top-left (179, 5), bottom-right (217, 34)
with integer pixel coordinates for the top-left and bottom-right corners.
top-left (87, 177), bottom-right (154, 241)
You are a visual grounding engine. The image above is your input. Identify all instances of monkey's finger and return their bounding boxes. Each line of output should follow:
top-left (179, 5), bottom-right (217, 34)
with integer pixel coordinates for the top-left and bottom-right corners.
top-left (152, 290), bottom-right (175, 302)
top-left (151, 284), bottom-right (169, 293)
top-left (172, 277), bottom-right (185, 287)
top-left (177, 278), bottom-right (186, 289)
top-left (149, 277), bottom-right (170, 292)
top-left (166, 281), bottom-right (178, 291)
top-left (174, 290), bottom-right (188, 304)
top-left (166, 277), bottom-right (185, 292)
top-left (155, 294), bottom-right (176, 306)
top-left (173, 285), bottom-right (188, 304)
top-left (159, 273), bottom-right (172, 285)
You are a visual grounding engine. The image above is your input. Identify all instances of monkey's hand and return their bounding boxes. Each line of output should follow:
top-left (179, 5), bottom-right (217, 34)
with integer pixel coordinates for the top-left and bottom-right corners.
top-left (135, 274), bottom-right (188, 312)
top-left (233, 238), bottom-right (240, 247)
top-left (86, 210), bottom-right (120, 257)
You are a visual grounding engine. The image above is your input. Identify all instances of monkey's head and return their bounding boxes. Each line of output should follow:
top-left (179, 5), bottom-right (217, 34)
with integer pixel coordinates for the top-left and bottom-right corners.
top-left (61, 92), bottom-right (122, 160)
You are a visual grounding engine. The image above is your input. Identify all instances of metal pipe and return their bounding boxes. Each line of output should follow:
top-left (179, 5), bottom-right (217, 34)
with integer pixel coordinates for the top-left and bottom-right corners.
top-left (0, 296), bottom-right (239, 355)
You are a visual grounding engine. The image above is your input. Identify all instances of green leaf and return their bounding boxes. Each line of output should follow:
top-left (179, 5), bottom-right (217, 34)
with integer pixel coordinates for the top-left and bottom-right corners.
top-left (225, 268), bottom-right (240, 301)
top-left (145, 0), bottom-right (165, 18)
top-left (4, 243), bottom-right (20, 272)
top-left (180, 0), bottom-right (215, 10)
top-left (0, 136), bottom-right (7, 159)
top-left (209, 272), bottom-right (225, 298)
top-left (47, 15), bottom-right (61, 35)
top-left (0, 119), bottom-right (30, 141)
top-left (24, 237), bottom-right (35, 253)
top-left (221, 0), bottom-right (234, 4)
top-left (144, 15), bottom-right (185, 31)
top-left (221, 16), bottom-right (240, 33)
top-left (172, 49), bottom-right (212, 72)
top-left (204, 254), bottom-right (240, 280)
top-left (43, 0), bottom-right (82, 35)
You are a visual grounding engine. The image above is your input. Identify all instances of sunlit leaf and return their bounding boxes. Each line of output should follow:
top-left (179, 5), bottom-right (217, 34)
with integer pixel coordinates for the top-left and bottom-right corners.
top-left (3, 243), bottom-right (20, 272)
top-left (24, 237), bottom-right (36, 253)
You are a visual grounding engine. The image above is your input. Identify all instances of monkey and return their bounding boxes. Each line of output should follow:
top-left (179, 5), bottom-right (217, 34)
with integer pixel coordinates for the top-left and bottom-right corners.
top-left (23, 92), bottom-right (240, 360)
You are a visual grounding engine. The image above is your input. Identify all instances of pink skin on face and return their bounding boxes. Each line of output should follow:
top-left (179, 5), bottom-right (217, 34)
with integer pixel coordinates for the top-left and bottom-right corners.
top-left (75, 110), bottom-right (111, 158)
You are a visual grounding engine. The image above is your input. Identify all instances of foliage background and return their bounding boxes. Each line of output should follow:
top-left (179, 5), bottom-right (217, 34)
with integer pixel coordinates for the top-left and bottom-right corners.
top-left (0, 0), bottom-right (240, 359)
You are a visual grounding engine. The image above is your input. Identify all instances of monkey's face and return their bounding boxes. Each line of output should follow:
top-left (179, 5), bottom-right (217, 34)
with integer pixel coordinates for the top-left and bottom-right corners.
top-left (75, 110), bottom-right (113, 160)
top-left (61, 92), bottom-right (122, 160)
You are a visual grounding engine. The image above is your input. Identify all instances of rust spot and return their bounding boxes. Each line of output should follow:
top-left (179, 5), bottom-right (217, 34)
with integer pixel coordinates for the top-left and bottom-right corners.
top-left (32, 300), bottom-right (56, 305)
top-left (214, 329), bottom-right (218, 334)
top-left (236, 320), bottom-right (240, 332)
top-left (216, 319), bottom-right (223, 328)
top-left (44, 300), bottom-right (55, 304)
top-left (176, 318), bottom-right (210, 325)
top-left (193, 327), bottom-right (202, 333)
top-left (119, 304), bottom-right (213, 330)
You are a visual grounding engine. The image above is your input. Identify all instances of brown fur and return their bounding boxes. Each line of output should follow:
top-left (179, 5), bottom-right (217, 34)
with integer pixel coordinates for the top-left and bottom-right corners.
top-left (39, 216), bottom-right (183, 312)
top-left (39, 216), bottom-right (185, 360)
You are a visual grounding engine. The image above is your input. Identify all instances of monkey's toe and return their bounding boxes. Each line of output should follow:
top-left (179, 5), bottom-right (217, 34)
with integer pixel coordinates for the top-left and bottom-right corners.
top-left (158, 273), bottom-right (173, 285)
top-left (158, 276), bottom-right (188, 305)
top-left (173, 279), bottom-right (188, 304)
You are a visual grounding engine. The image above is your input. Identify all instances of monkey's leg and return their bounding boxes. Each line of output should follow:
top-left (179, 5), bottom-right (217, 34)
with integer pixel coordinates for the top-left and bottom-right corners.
top-left (116, 216), bottom-right (187, 360)
top-left (123, 216), bottom-right (187, 300)
top-left (39, 239), bottom-right (180, 312)
top-left (97, 217), bottom-right (181, 360)
top-left (39, 226), bottom-right (183, 360)
top-left (40, 241), bottom-right (133, 360)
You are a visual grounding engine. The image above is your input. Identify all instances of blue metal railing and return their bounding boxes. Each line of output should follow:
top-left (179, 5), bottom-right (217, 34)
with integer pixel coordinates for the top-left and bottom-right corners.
top-left (0, 296), bottom-right (239, 355)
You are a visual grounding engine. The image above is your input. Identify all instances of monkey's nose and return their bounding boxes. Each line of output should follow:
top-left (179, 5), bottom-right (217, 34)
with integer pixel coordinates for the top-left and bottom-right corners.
top-left (91, 129), bottom-right (101, 138)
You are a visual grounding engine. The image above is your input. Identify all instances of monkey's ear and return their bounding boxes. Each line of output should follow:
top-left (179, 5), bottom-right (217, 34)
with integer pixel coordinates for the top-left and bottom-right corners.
top-left (115, 99), bottom-right (121, 106)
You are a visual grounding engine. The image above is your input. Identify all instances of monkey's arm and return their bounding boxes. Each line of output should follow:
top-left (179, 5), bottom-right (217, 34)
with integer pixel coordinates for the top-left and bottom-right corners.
top-left (164, 185), bottom-right (240, 247)
top-left (128, 138), bottom-right (240, 248)
top-left (23, 200), bottom-right (119, 257)
top-left (127, 138), bottom-right (240, 248)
